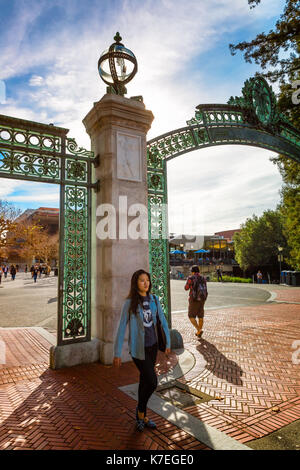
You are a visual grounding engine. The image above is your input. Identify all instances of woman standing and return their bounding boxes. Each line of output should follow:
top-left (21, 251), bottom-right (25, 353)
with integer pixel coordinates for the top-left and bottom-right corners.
top-left (113, 269), bottom-right (171, 432)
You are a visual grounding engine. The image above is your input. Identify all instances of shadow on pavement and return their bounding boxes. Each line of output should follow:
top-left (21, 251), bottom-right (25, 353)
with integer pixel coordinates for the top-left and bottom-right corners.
top-left (196, 338), bottom-right (243, 386)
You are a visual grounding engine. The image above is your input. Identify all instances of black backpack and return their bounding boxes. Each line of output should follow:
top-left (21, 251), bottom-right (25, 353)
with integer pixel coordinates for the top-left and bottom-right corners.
top-left (192, 275), bottom-right (208, 301)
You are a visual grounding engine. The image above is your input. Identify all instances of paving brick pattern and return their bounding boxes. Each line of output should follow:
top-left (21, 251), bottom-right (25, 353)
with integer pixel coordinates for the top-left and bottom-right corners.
top-left (0, 288), bottom-right (299, 449)
top-left (271, 288), bottom-right (300, 303)
top-left (172, 301), bottom-right (300, 443)
top-left (0, 331), bottom-right (207, 450)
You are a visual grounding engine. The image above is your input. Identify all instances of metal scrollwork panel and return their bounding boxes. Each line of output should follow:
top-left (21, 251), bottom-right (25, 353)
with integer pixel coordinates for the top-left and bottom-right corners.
top-left (65, 158), bottom-right (88, 183)
top-left (0, 125), bottom-right (61, 152)
top-left (66, 138), bottom-right (94, 159)
top-left (148, 129), bottom-right (195, 162)
top-left (280, 126), bottom-right (300, 149)
top-left (148, 199), bottom-right (170, 322)
top-left (0, 148), bottom-right (60, 180)
top-left (62, 185), bottom-right (89, 342)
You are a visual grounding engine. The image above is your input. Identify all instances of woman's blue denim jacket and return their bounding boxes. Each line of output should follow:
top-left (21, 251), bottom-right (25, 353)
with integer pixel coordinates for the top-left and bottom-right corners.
top-left (114, 294), bottom-right (171, 360)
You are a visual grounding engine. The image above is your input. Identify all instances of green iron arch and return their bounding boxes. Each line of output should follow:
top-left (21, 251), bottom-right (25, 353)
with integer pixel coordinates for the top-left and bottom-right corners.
top-left (147, 76), bottom-right (300, 327)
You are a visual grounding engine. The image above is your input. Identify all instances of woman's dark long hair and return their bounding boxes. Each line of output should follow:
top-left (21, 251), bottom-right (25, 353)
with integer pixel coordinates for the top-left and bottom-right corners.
top-left (127, 269), bottom-right (152, 315)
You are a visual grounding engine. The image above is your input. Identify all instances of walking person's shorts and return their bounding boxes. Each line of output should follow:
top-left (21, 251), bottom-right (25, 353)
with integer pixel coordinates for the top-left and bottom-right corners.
top-left (188, 298), bottom-right (205, 318)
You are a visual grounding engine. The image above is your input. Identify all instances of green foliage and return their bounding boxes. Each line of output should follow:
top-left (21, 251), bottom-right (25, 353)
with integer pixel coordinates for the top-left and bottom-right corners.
top-left (0, 200), bottom-right (21, 254)
top-left (229, 0), bottom-right (300, 83)
top-left (230, 0), bottom-right (300, 270)
top-left (271, 65), bottom-right (300, 270)
top-left (280, 188), bottom-right (300, 269)
top-left (210, 274), bottom-right (252, 283)
top-left (233, 210), bottom-right (287, 271)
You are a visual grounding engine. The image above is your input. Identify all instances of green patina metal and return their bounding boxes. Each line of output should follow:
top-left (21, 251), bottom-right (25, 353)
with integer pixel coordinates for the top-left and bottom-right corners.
top-left (147, 76), bottom-right (300, 324)
top-left (0, 114), bottom-right (97, 346)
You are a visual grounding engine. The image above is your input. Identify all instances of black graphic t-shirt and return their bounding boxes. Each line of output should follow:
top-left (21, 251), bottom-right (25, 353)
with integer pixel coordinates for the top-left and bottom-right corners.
top-left (140, 295), bottom-right (157, 347)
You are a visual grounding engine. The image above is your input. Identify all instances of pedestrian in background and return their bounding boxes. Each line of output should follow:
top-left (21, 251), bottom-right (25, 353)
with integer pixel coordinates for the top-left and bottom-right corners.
top-left (185, 265), bottom-right (208, 338)
top-left (216, 265), bottom-right (223, 282)
top-left (10, 265), bottom-right (16, 281)
top-left (33, 266), bottom-right (38, 283)
top-left (0, 266), bottom-right (2, 285)
top-left (113, 269), bottom-right (171, 432)
top-left (257, 270), bottom-right (263, 284)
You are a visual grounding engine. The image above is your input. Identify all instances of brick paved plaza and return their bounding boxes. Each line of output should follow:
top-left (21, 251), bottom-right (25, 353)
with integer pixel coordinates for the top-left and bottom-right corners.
top-left (0, 284), bottom-right (299, 450)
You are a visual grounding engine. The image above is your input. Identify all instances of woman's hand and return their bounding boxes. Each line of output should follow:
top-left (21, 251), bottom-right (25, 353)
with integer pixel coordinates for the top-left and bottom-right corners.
top-left (165, 348), bottom-right (171, 355)
top-left (113, 357), bottom-right (121, 367)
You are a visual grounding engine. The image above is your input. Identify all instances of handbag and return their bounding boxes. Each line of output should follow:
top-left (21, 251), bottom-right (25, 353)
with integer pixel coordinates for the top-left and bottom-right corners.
top-left (154, 295), bottom-right (166, 352)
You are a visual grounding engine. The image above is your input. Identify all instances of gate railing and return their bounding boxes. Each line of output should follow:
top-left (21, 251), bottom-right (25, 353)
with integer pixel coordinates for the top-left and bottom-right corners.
top-left (0, 114), bottom-right (98, 345)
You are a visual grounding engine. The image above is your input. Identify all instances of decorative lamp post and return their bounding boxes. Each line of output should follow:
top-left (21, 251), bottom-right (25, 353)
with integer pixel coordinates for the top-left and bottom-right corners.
top-left (98, 32), bottom-right (138, 96)
top-left (278, 246), bottom-right (283, 284)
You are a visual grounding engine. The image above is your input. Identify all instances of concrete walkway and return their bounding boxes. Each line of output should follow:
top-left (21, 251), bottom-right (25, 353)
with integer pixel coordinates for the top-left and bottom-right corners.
top-left (0, 285), bottom-right (299, 450)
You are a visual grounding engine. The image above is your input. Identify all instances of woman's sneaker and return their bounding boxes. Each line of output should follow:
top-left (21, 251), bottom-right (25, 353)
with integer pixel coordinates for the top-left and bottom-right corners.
top-left (136, 407), bottom-right (145, 432)
top-left (136, 419), bottom-right (145, 432)
top-left (144, 417), bottom-right (157, 429)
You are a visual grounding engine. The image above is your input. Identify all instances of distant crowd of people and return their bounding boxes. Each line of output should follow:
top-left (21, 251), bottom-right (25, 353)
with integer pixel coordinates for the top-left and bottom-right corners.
top-left (0, 263), bottom-right (52, 284)
top-left (0, 264), bottom-right (17, 283)
top-left (30, 264), bottom-right (51, 283)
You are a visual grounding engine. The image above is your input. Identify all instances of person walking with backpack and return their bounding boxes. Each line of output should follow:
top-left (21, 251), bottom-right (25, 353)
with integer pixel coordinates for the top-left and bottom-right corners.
top-left (184, 265), bottom-right (208, 338)
top-left (113, 269), bottom-right (171, 432)
top-left (10, 265), bottom-right (16, 281)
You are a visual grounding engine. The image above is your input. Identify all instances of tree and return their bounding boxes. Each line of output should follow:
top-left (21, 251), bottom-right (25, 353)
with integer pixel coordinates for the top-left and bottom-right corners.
top-left (233, 210), bottom-right (287, 271)
top-left (0, 200), bottom-right (21, 258)
top-left (271, 72), bottom-right (300, 270)
top-left (229, 0), bottom-right (299, 83)
top-left (279, 187), bottom-right (300, 269)
top-left (33, 232), bottom-right (59, 264)
top-left (230, 0), bottom-right (300, 270)
top-left (7, 221), bottom-right (59, 265)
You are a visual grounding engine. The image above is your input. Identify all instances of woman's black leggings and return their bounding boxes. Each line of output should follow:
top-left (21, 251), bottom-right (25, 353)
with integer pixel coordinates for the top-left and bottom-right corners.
top-left (132, 343), bottom-right (158, 415)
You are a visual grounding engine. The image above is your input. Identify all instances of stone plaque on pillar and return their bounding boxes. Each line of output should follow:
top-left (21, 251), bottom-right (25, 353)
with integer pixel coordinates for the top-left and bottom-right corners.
top-left (117, 132), bottom-right (142, 182)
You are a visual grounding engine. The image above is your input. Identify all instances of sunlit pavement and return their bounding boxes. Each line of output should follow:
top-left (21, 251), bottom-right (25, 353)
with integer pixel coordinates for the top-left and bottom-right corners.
top-left (0, 283), bottom-right (299, 450)
top-left (0, 273), bottom-right (57, 331)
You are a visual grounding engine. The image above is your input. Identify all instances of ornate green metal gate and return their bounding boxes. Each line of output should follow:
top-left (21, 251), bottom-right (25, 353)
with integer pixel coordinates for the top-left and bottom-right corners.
top-left (0, 114), bottom-right (97, 346)
top-left (147, 76), bottom-right (300, 324)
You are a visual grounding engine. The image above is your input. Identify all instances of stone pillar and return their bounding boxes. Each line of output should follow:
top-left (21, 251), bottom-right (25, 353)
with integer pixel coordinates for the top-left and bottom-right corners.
top-left (83, 94), bottom-right (154, 364)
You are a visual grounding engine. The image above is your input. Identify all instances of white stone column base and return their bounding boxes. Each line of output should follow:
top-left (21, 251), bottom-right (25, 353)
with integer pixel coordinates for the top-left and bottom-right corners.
top-left (50, 338), bottom-right (101, 370)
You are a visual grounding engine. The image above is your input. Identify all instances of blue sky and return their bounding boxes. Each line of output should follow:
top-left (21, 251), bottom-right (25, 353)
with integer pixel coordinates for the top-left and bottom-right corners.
top-left (0, 0), bottom-right (287, 233)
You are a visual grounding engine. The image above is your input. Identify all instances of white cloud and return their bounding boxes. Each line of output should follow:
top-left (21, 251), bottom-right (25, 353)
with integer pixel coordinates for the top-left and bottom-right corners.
top-left (6, 193), bottom-right (59, 203)
top-left (0, 0), bottom-right (286, 231)
top-left (0, 180), bottom-right (20, 198)
top-left (0, 0), bottom-right (284, 144)
top-left (1, 181), bottom-right (59, 208)
top-left (29, 75), bottom-right (44, 87)
top-left (167, 145), bottom-right (282, 234)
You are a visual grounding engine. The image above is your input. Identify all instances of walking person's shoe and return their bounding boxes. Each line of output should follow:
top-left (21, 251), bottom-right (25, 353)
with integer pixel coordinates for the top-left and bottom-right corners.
top-left (136, 407), bottom-right (145, 432)
top-left (143, 417), bottom-right (157, 429)
top-left (195, 331), bottom-right (203, 338)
